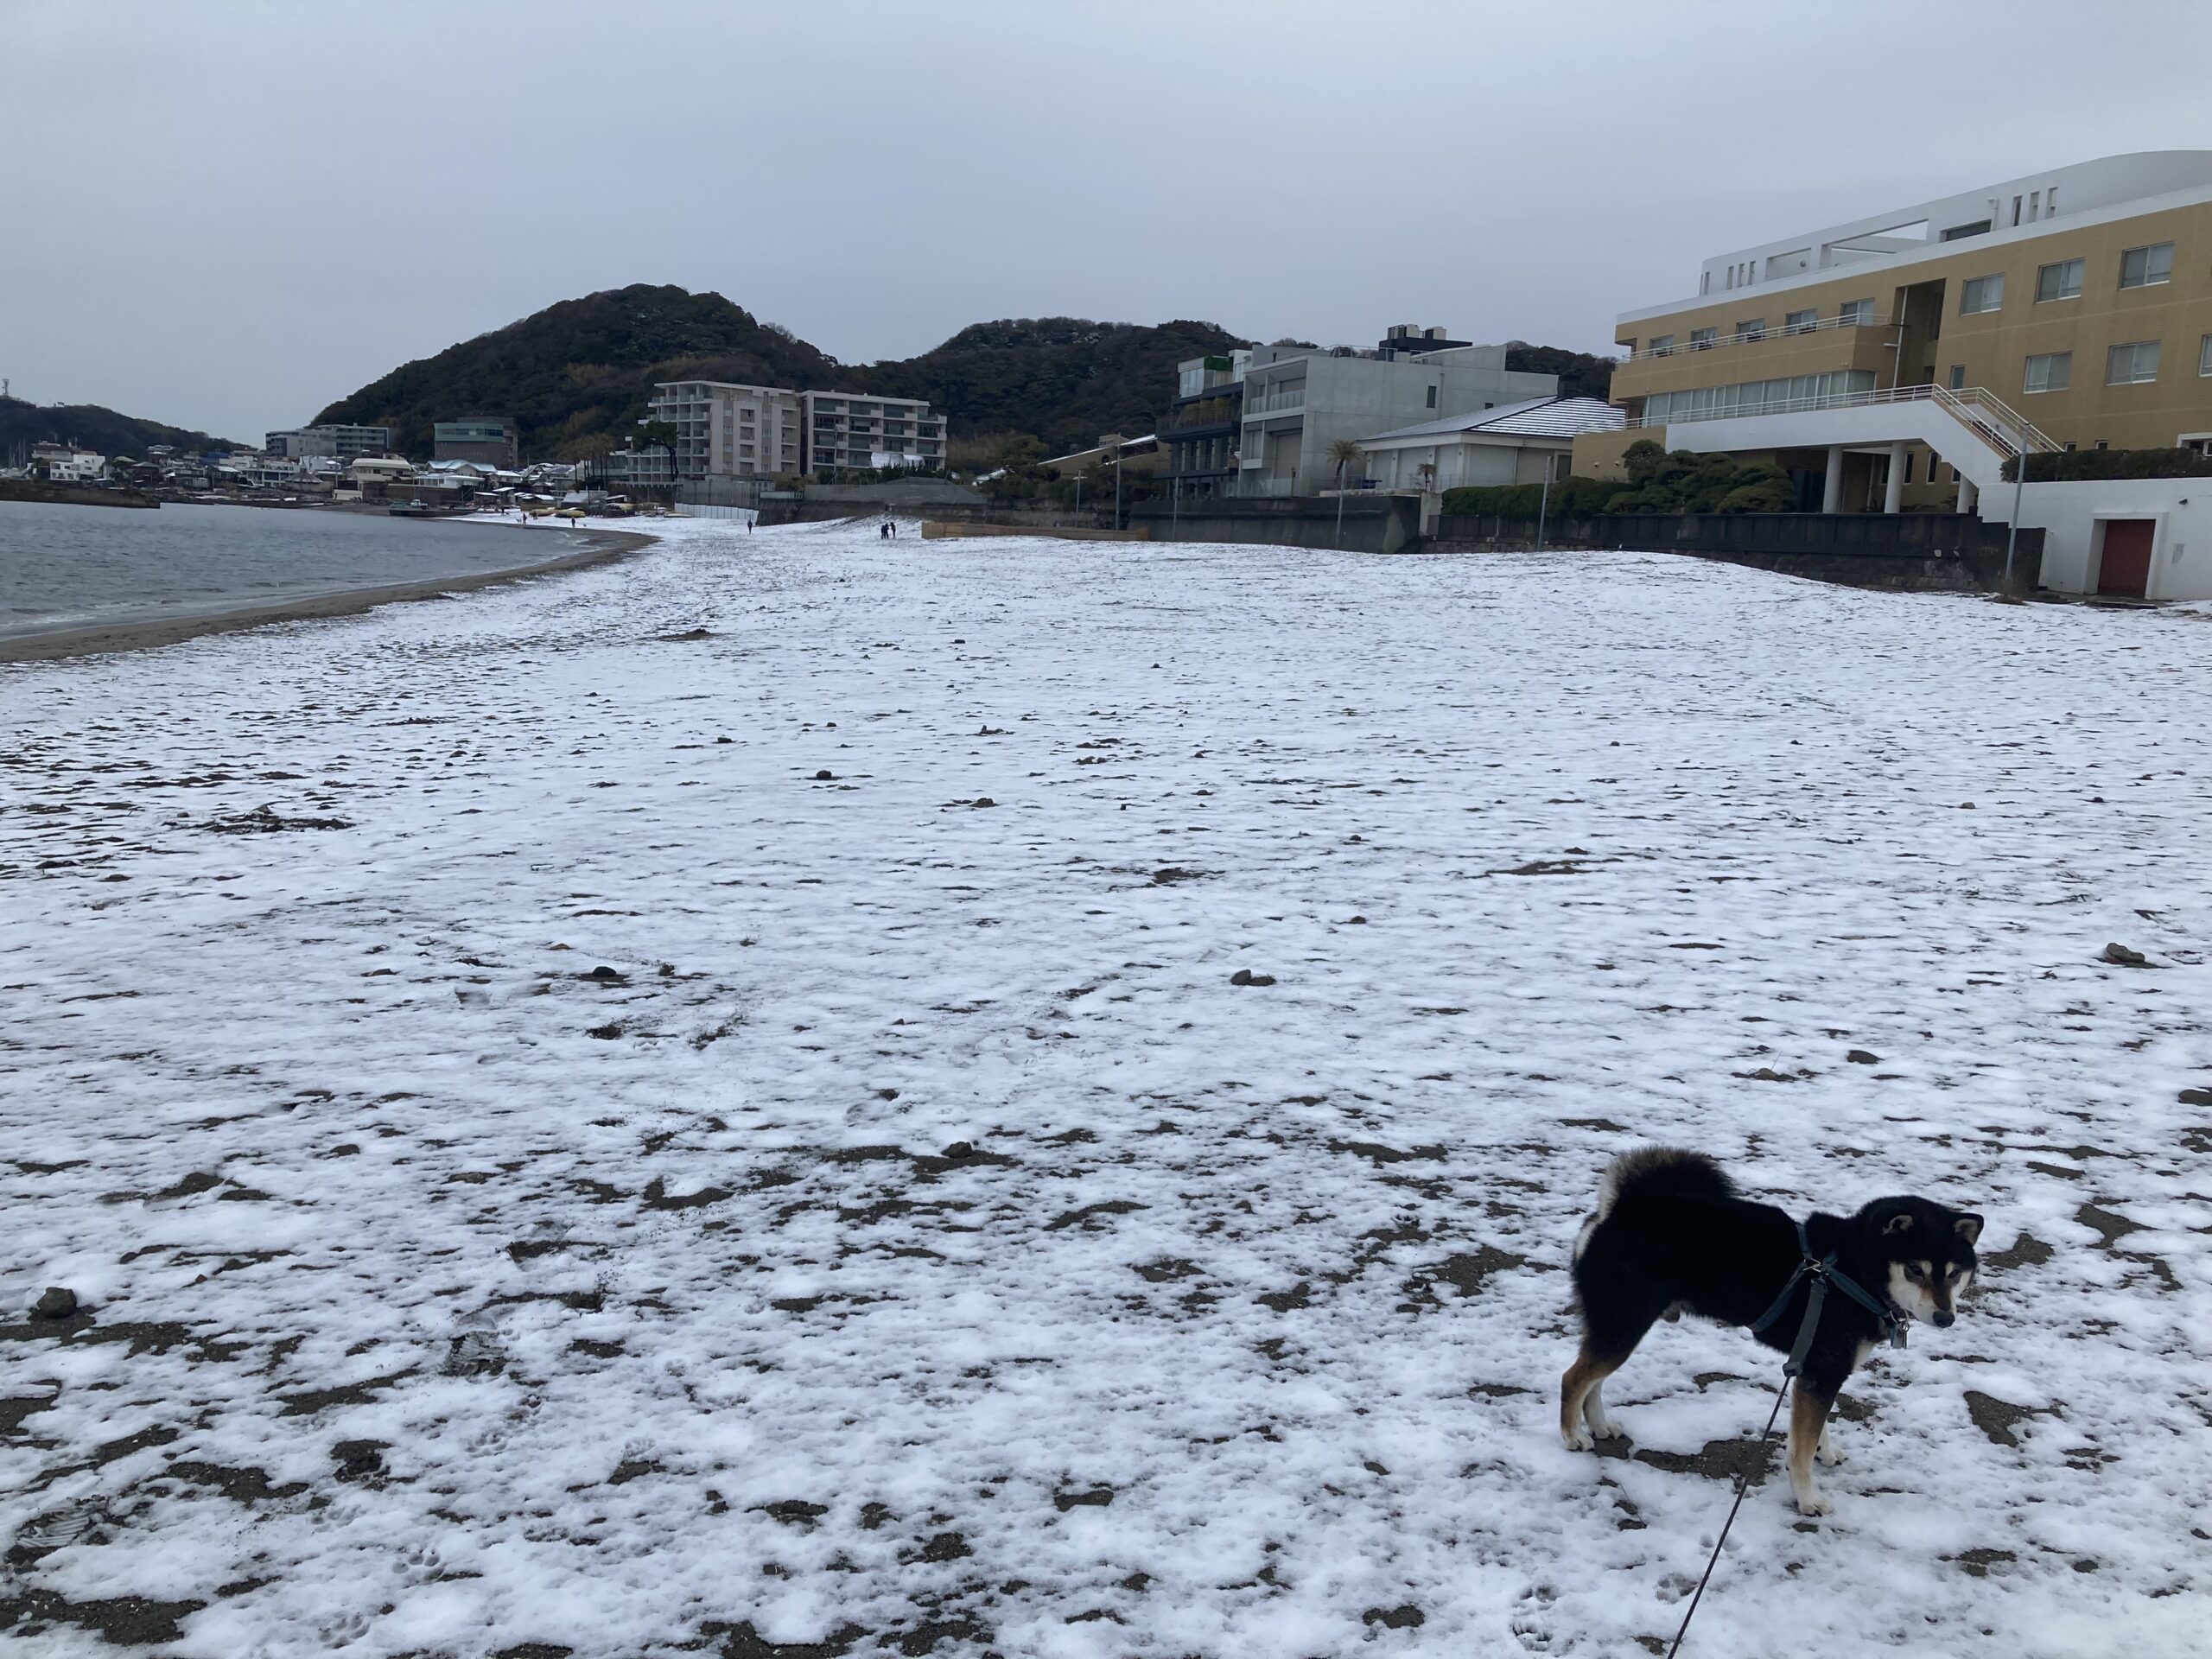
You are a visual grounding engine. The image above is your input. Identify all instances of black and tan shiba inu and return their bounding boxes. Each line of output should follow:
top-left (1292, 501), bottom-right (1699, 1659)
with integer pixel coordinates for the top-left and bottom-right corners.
top-left (1559, 1147), bottom-right (1983, 1516)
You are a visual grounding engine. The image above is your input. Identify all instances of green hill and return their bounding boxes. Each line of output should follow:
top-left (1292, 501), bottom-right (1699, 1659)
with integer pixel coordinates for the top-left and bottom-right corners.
top-left (309, 285), bottom-right (1611, 465)
top-left (858, 317), bottom-right (1248, 455)
top-left (313, 284), bottom-right (839, 461)
top-left (0, 395), bottom-right (239, 461)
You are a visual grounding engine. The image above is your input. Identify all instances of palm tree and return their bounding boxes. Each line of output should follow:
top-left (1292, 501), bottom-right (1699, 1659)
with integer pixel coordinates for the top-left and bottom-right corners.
top-left (1327, 436), bottom-right (1363, 543)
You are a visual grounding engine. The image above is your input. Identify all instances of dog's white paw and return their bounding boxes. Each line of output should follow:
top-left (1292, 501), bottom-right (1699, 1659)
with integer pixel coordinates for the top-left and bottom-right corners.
top-left (1561, 1424), bottom-right (1595, 1452)
top-left (1793, 1487), bottom-right (1835, 1518)
top-left (1586, 1409), bottom-right (1626, 1441)
top-left (1815, 1434), bottom-right (1845, 1468)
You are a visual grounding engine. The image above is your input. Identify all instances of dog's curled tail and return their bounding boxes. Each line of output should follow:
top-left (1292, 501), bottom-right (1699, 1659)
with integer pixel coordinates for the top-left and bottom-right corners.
top-left (1574, 1146), bottom-right (1732, 1262)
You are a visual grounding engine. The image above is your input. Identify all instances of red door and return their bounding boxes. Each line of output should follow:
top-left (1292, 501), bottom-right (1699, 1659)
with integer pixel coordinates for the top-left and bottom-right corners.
top-left (2098, 519), bottom-right (2155, 597)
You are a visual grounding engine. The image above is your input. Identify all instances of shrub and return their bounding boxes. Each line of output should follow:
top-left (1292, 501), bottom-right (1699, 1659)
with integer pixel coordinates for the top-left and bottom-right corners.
top-left (1440, 476), bottom-right (1629, 517)
top-left (2001, 446), bottom-right (2212, 483)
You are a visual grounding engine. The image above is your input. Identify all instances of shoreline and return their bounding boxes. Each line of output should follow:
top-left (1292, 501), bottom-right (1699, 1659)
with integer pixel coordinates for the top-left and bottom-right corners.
top-left (0, 524), bottom-right (657, 664)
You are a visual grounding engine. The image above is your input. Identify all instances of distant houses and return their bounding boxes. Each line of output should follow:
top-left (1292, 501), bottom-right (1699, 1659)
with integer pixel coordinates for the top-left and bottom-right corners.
top-left (1155, 327), bottom-right (1621, 502)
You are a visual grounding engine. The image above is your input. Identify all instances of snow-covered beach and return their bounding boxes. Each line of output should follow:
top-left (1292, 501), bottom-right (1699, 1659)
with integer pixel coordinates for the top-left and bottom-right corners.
top-left (2, 515), bottom-right (2206, 1656)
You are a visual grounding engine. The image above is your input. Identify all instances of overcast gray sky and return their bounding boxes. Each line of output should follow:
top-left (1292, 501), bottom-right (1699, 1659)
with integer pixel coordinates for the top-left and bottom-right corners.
top-left (4, 0), bottom-right (2207, 442)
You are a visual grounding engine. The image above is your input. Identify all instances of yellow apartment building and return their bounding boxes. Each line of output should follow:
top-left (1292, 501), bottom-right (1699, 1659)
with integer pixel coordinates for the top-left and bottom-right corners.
top-left (1573, 152), bottom-right (2212, 518)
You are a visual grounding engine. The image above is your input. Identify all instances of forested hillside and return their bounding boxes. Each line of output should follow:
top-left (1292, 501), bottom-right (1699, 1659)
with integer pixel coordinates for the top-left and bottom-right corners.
top-left (0, 395), bottom-right (238, 459)
top-left (310, 285), bottom-right (1612, 464)
top-left (857, 317), bottom-right (1247, 455)
top-left (313, 285), bottom-right (839, 460)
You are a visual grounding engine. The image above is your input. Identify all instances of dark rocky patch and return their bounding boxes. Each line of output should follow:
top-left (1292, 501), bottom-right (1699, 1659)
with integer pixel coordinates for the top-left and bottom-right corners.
top-left (642, 1178), bottom-right (734, 1211)
top-left (2075, 1202), bottom-right (2148, 1249)
top-left (1328, 1140), bottom-right (1446, 1166)
top-left (1052, 1486), bottom-right (1114, 1511)
top-left (1991, 1238), bottom-right (2052, 1274)
top-left (1045, 1199), bottom-right (1146, 1232)
top-left (1363, 1605), bottom-right (1425, 1629)
top-left (1964, 1390), bottom-right (2041, 1447)
top-left (1228, 968), bottom-right (1276, 987)
top-left (708, 1622), bottom-right (865, 1659)
top-left (0, 1587), bottom-right (205, 1645)
top-left (164, 1459), bottom-right (307, 1503)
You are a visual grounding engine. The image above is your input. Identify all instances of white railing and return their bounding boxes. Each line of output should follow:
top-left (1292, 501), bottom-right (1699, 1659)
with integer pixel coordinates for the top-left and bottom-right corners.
top-left (1629, 381), bottom-right (2060, 454)
top-left (1243, 390), bottom-right (1306, 417)
top-left (1626, 311), bottom-right (1893, 361)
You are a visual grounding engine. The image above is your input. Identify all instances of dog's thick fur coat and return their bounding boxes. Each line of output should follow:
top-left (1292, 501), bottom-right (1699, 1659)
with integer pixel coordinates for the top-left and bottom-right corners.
top-left (1560, 1147), bottom-right (1983, 1515)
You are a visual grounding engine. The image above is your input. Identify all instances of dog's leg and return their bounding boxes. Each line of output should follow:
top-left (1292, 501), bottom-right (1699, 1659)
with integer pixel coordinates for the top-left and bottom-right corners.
top-left (1566, 1353), bottom-right (1637, 1451)
top-left (1789, 1382), bottom-right (1836, 1516)
top-left (1816, 1417), bottom-right (1844, 1467)
top-left (1582, 1375), bottom-right (1626, 1442)
top-left (1559, 1343), bottom-right (1626, 1452)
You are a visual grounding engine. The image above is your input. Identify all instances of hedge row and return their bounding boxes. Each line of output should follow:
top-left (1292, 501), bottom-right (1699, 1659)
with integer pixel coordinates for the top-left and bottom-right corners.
top-left (1440, 477), bottom-right (1630, 517)
top-left (2001, 446), bottom-right (2212, 483)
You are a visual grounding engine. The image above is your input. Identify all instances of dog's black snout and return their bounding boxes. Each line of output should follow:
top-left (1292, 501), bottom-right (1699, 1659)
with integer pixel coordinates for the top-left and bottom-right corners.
top-left (1933, 1309), bottom-right (1955, 1328)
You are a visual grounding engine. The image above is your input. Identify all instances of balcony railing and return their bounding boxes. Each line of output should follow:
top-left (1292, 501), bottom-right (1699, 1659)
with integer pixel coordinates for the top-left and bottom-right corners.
top-left (1630, 380), bottom-right (2061, 454)
top-left (1243, 390), bottom-right (1306, 417)
top-left (1626, 312), bottom-right (1896, 362)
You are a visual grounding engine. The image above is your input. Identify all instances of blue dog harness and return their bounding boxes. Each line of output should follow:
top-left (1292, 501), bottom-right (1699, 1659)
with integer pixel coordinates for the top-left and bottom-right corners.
top-left (1748, 1221), bottom-right (1910, 1375)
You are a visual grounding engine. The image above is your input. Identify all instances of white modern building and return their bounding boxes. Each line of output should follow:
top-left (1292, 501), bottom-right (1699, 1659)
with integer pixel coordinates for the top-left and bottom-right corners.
top-left (1357, 397), bottom-right (1625, 492)
top-left (1236, 340), bottom-right (1556, 496)
top-left (29, 443), bottom-right (106, 482)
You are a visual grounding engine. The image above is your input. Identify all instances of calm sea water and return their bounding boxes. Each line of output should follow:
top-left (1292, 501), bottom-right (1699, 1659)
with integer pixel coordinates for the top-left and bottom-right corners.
top-left (0, 500), bottom-right (602, 638)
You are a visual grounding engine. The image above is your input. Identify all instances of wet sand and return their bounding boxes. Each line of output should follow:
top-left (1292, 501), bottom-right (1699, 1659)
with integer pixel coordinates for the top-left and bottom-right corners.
top-left (0, 526), bottom-right (655, 663)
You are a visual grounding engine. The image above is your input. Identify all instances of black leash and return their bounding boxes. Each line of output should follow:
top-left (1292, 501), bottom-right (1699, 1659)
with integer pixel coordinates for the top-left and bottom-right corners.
top-left (1663, 1373), bottom-right (1790, 1659)
top-left (1663, 1224), bottom-right (1908, 1657)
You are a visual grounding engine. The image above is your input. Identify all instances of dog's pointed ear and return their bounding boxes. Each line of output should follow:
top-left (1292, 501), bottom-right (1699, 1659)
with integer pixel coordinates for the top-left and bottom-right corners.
top-left (1883, 1211), bottom-right (1916, 1236)
top-left (1953, 1213), bottom-right (1985, 1246)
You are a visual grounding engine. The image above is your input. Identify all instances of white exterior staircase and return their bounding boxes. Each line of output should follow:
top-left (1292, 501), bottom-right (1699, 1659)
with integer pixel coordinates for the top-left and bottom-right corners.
top-left (1643, 383), bottom-right (2061, 508)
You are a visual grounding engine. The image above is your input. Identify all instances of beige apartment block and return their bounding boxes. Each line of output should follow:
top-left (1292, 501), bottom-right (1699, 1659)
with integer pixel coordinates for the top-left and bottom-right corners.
top-left (1577, 153), bottom-right (2212, 512)
top-left (802, 391), bottom-right (947, 474)
top-left (647, 381), bottom-right (805, 480)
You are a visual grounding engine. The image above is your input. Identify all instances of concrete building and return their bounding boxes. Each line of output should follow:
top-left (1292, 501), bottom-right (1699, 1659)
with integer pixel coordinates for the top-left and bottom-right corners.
top-left (266, 424), bottom-right (394, 460)
top-left (1357, 397), bottom-right (1625, 492)
top-left (1576, 151), bottom-right (2212, 518)
top-left (803, 391), bottom-right (947, 474)
top-left (434, 416), bottom-right (518, 467)
top-left (646, 381), bottom-right (804, 480)
top-left (1159, 350), bottom-right (1252, 500)
top-left (29, 442), bottom-right (106, 482)
top-left (1235, 337), bottom-right (1557, 496)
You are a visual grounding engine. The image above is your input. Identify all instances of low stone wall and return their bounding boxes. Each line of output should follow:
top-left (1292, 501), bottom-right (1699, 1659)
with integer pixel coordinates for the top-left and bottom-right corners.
top-left (1428, 511), bottom-right (2044, 594)
top-left (0, 479), bottom-right (158, 509)
top-left (921, 521), bottom-right (1148, 543)
top-left (1131, 495), bottom-right (1422, 556)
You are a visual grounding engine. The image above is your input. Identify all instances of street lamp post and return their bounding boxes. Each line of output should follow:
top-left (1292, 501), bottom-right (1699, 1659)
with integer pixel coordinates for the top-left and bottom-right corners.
top-left (2004, 429), bottom-right (2026, 594)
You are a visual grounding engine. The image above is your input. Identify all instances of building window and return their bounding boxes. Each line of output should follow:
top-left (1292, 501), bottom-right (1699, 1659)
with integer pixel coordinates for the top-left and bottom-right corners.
top-left (1425, 385), bottom-right (1438, 408)
top-left (1839, 299), bottom-right (1875, 326)
top-left (1737, 318), bottom-right (1764, 340)
top-left (2107, 340), bottom-right (2162, 385)
top-left (2201, 334), bottom-right (2212, 376)
top-left (1690, 327), bottom-right (1716, 351)
top-left (1785, 309), bottom-right (1817, 335)
top-left (1948, 364), bottom-right (1967, 390)
top-left (2024, 352), bottom-right (2072, 394)
top-left (1650, 334), bottom-right (1675, 356)
top-left (1959, 274), bottom-right (2005, 315)
top-left (2035, 258), bottom-right (2084, 302)
top-left (2119, 242), bottom-right (2175, 289)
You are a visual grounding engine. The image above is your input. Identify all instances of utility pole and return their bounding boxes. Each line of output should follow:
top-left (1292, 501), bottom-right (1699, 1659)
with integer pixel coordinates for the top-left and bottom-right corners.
top-left (2005, 428), bottom-right (2026, 593)
top-left (1536, 470), bottom-right (1553, 552)
top-left (1098, 434), bottom-right (1126, 531)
